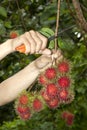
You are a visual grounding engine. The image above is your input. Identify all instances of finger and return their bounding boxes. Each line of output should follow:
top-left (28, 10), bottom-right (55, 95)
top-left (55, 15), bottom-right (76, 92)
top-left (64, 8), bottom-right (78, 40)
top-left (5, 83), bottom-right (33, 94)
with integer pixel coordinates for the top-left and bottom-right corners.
top-left (52, 49), bottom-right (62, 59)
top-left (39, 48), bottom-right (52, 55)
top-left (56, 55), bottom-right (63, 64)
top-left (25, 32), bottom-right (36, 54)
top-left (36, 31), bottom-right (48, 50)
top-left (29, 30), bottom-right (42, 53)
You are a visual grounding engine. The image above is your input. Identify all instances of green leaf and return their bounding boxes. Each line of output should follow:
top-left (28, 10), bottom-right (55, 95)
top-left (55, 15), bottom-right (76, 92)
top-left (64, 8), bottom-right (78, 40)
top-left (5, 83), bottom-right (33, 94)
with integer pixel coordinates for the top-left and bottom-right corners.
top-left (0, 6), bottom-right (7, 17)
top-left (4, 21), bottom-right (12, 28)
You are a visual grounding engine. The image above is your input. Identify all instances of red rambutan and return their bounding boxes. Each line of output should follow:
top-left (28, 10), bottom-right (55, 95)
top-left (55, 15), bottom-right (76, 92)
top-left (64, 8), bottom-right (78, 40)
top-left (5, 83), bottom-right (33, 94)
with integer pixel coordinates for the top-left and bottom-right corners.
top-left (33, 98), bottom-right (43, 112)
top-left (45, 67), bottom-right (56, 80)
top-left (19, 111), bottom-right (31, 120)
top-left (66, 113), bottom-right (74, 126)
top-left (58, 76), bottom-right (70, 88)
top-left (19, 94), bottom-right (29, 105)
top-left (59, 89), bottom-right (68, 100)
top-left (47, 98), bottom-right (59, 109)
top-left (58, 61), bottom-right (70, 73)
top-left (17, 105), bottom-right (30, 114)
top-left (61, 111), bottom-right (69, 119)
top-left (41, 90), bottom-right (50, 102)
top-left (61, 111), bottom-right (74, 126)
top-left (10, 31), bottom-right (18, 39)
top-left (46, 83), bottom-right (58, 98)
top-left (38, 74), bottom-right (47, 85)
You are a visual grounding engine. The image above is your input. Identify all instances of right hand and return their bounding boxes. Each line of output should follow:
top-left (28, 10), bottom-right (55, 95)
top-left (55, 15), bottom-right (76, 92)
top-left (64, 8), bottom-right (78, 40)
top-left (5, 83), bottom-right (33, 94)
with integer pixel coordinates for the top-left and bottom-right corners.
top-left (11, 30), bottom-right (51, 55)
top-left (34, 49), bottom-right (63, 72)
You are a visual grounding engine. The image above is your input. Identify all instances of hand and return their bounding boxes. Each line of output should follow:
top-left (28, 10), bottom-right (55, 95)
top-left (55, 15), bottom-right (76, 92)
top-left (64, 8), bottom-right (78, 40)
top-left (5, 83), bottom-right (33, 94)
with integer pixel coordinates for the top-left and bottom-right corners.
top-left (11, 30), bottom-right (51, 55)
top-left (33, 49), bottom-right (63, 72)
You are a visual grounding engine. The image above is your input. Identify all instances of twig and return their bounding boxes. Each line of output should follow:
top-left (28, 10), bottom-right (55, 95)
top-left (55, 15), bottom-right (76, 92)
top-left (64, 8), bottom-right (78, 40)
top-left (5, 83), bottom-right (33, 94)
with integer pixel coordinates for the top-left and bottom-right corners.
top-left (72, 0), bottom-right (87, 33)
top-left (54, 0), bottom-right (61, 51)
top-left (15, 0), bottom-right (27, 31)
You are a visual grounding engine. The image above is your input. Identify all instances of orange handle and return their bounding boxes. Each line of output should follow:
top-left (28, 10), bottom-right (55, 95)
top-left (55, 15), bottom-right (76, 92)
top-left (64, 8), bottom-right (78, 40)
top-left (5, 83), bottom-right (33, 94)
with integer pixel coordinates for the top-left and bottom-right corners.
top-left (16, 44), bottom-right (26, 53)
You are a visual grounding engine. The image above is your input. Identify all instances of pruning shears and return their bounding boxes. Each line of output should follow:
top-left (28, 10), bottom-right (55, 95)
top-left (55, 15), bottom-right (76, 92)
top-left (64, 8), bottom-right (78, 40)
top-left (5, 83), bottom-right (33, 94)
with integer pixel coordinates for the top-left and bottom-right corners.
top-left (16, 25), bottom-right (75, 53)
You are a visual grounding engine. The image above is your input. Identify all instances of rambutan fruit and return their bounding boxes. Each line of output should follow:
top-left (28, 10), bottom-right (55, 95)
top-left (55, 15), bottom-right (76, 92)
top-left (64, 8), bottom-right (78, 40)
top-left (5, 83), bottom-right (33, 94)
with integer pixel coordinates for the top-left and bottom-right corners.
top-left (41, 90), bottom-right (50, 102)
top-left (58, 76), bottom-right (70, 88)
top-left (61, 111), bottom-right (74, 126)
top-left (59, 89), bottom-right (68, 100)
top-left (61, 111), bottom-right (69, 119)
top-left (17, 105), bottom-right (30, 114)
top-left (19, 94), bottom-right (29, 105)
top-left (45, 67), bottom-right (56, 80)
top-left (10, 31), bottom-right (18, 39)
top-left (64, 91), bottom-right (75, 104)
top-left (38, 74), bottom-right (47, 86)
top-left (46, 83), bottom-right (58, 98)
top-left (66, 113), bottom-right (74, 126)
top-left (19, 110), bottom-right (31, 120)
top-left (57, 60), bottom-right (70, 73)
top-left (47, 98), bottom-right (59, 109)
top-left (33, 98), bottom-right (43, 112)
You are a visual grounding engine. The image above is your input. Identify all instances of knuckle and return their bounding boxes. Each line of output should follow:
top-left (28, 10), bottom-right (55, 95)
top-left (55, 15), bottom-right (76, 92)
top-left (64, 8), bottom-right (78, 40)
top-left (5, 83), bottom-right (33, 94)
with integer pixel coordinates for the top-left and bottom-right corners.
top-left (29, 30), bottom-right (35, 34)
top-left (25, 32), bottom-right (29, 36)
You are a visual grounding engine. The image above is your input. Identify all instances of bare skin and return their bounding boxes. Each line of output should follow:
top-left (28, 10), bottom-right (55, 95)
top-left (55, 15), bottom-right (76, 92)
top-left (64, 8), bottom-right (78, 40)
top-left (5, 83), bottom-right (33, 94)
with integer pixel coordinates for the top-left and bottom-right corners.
top-left (0, 30), bottom-right (62, 106)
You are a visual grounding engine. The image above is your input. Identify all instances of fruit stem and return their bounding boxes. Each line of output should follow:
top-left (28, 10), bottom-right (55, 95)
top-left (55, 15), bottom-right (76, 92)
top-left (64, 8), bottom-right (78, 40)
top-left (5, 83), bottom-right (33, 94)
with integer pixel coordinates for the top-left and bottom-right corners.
top-left (55, 0), bottom-right (61, 51)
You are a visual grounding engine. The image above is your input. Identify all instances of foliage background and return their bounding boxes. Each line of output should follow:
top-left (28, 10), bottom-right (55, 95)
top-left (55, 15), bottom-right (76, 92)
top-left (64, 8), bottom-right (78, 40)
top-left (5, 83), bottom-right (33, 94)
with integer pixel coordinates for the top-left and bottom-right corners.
top-left (0, 0), bottom-right (87, 129)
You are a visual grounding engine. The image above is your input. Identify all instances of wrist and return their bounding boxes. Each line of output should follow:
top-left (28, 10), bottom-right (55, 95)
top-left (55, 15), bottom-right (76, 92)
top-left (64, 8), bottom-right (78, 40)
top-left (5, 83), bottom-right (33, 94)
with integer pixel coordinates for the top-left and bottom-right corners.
top-left (3, 39), bottom-right (13, 54)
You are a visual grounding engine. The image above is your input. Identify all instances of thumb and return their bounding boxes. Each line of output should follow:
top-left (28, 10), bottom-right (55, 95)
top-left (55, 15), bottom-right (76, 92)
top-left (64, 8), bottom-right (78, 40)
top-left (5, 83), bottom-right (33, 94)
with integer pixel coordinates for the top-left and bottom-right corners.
top-left (34, 55), bottom-right (52, 69)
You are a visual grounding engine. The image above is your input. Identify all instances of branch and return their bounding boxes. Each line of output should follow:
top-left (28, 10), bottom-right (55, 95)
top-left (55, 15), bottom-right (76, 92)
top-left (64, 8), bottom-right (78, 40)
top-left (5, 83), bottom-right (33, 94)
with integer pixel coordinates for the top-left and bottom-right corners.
top-left (72, 0), bottom-right (87, 32)
top-left (15, 0), bottom-right (26, 31)
top-left (54, 0), bottom-right (61, 51)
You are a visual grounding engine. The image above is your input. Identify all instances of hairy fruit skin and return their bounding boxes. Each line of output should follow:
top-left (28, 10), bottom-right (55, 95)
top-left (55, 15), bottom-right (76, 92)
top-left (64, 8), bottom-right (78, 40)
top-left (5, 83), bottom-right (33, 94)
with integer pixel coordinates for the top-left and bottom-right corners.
top-left (33, 98), bottom-right (43, 112)
top-left (47, 98), bottom-right (59, 109)
top-left (19, 111), bottom-right (31, 120)
top-left (66, 113), bottom-right (74, 126)
top-left (41, 90), bottom-right (50, 102)
top-left (19, 95), bottom-right (29, 105)
top-left (45, 68), bottom-right (56, 79)
top-left (46, 83), bottom-right (58, 98)
top-left (58, 76), bottom-right (70, 88)
top-left (17, 106), bottom-right (29, 113)
top-left (61, 111), bottom-right (74, 126)
top-left (59, 90), bottom-right (68, 100)
top-left (38, 75), bottom-right (47, 85)
top-left (10, 31), bottom-right (18, 39)
top-left (58, 61), bottom-right (70, 73)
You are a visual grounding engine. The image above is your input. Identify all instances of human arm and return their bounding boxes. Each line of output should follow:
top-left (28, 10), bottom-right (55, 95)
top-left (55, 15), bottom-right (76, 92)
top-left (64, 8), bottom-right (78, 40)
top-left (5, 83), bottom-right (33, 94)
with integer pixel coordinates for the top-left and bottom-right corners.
top-left (0, 54), bottom-right (52, 106)
top-left (0, 30), bottom-right (51, 60)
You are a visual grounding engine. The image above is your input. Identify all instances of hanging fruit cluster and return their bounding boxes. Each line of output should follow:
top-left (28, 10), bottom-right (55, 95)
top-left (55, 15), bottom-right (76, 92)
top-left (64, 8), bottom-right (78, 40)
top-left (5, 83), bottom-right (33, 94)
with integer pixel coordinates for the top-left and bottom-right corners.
top-left (15, 58), bottom-right (75, 120)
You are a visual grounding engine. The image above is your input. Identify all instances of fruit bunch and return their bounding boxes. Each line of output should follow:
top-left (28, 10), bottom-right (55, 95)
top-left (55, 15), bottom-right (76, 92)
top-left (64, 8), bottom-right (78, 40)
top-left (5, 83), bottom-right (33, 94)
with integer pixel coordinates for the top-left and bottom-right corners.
top-left (61, 111), bottom-right (74, 126)
top-left (15, 58), bottom-right (75, 120)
